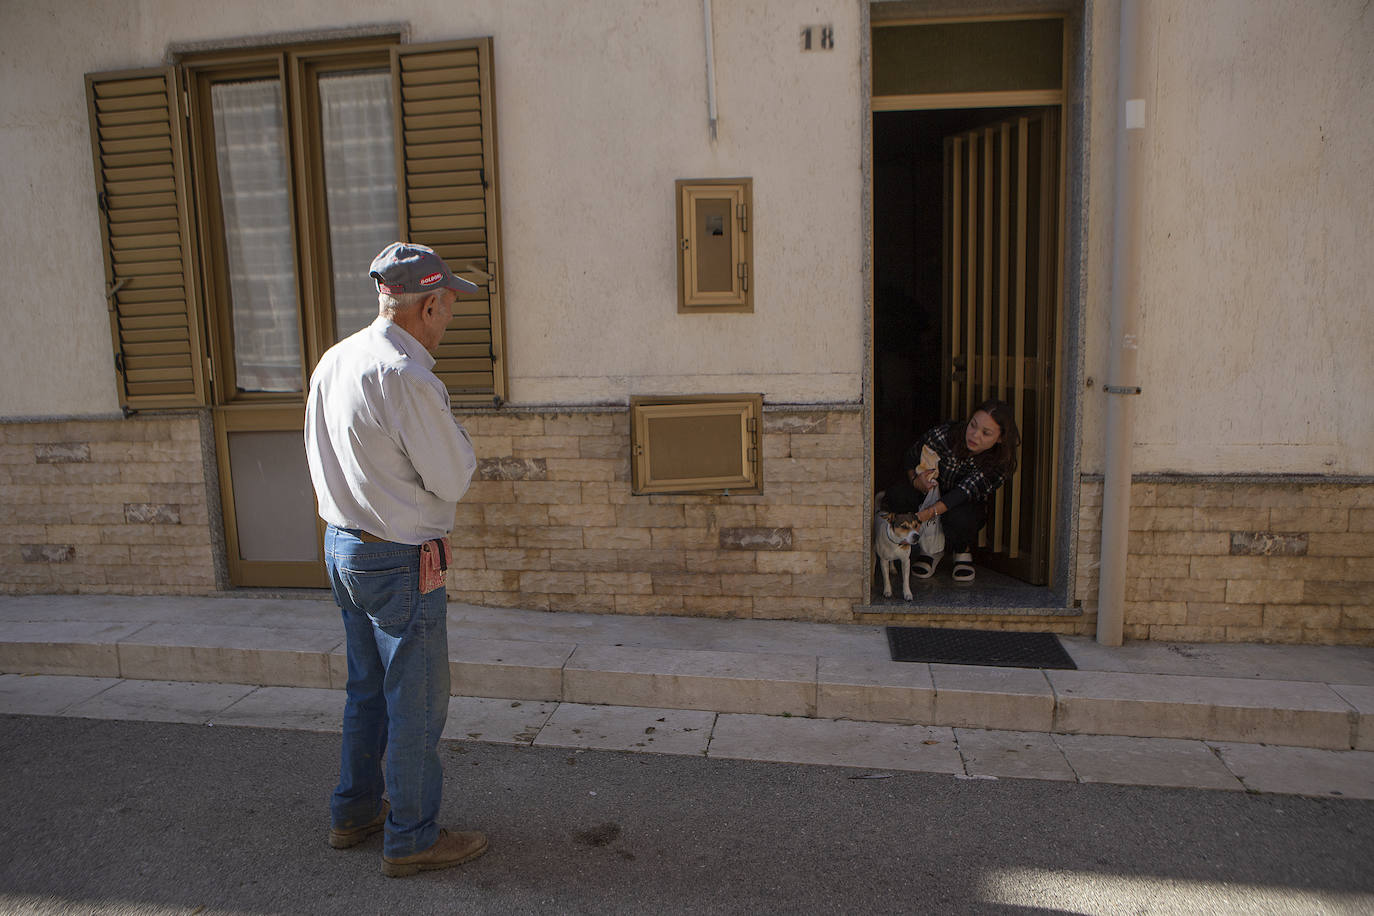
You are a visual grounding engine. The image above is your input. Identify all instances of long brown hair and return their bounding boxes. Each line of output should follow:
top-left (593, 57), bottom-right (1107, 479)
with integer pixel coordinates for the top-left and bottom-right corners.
top-left (953, 399), bottom-right (1021, 476)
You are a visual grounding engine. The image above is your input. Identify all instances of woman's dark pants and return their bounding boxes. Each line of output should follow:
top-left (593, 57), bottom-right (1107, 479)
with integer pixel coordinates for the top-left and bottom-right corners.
top-left (939, 501), bottom-right (987, 555)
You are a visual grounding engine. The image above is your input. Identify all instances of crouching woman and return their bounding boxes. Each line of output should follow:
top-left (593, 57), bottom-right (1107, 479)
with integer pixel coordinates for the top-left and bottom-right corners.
top-left (888, 399), bottom-right (1021, 583)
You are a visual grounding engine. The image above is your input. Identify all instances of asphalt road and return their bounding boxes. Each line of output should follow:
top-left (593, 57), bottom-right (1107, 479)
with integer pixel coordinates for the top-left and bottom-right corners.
top-left (1, 714), bottom-right (1371, 915)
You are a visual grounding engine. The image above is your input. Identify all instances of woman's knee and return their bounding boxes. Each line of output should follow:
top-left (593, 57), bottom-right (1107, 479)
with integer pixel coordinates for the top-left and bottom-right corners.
top-left (941, 504), bottom-right (986, 549)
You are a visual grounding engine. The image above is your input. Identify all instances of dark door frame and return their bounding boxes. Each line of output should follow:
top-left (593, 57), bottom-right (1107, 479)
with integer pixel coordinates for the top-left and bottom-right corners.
top-left (861, 2), bottom-right (1089, 610)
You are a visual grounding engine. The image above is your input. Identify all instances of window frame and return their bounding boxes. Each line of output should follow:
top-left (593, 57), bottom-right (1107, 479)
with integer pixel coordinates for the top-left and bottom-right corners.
top-left (183, 39), bottom-right (403, 403)
top-left (86, 34), bottom-right (508, 412)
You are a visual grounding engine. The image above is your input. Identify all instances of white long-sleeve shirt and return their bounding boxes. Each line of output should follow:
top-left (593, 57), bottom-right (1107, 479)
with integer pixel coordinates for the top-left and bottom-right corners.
top-left (305, 316), bottom-right (477, 545)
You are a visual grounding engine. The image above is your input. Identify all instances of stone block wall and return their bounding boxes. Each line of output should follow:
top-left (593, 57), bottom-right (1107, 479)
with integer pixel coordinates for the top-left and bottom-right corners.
top-left (4, 412), bottom-right (1370, 647)
top-left (0, 415), bottom-right (215, 594)
top-left (1075, 477), bottom-right (1374, 645)
top-left (449, 406), bottom-right (866, 621)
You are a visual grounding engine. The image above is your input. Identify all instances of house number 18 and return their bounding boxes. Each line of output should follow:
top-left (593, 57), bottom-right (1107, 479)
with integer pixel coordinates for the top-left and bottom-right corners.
top-left (801, 24), bottom-right (834, 51)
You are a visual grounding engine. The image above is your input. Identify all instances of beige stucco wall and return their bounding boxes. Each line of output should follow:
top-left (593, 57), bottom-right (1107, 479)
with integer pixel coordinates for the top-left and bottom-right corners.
top-left (0, 0), bottom-right (865, 417)
top-left (496, 2), bottom-right (865, 404)
top-left (2, 0), bottom-right (1370, 473)
top-left (1078, 0), bottom-right (1374, 476)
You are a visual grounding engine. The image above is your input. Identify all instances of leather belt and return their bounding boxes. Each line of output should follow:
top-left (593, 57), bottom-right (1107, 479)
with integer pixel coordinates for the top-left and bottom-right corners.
top-left (353, 529), bottom-right (388, 543)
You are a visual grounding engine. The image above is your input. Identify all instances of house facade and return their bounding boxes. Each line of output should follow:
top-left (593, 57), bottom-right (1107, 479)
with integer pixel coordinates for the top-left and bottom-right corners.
top-left (1, 0), bottom-right (1370, 645)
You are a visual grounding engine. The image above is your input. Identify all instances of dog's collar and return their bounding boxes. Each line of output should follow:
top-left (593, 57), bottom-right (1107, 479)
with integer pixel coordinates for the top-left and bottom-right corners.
top-left (879, 521), bottom-right (913, 546)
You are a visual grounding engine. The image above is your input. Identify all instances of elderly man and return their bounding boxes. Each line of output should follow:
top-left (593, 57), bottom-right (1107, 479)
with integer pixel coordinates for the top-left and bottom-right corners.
top-left (305, 242), bottom-right (482, 878)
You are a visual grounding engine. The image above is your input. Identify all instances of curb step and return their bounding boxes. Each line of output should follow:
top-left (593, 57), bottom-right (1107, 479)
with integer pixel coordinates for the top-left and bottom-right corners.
top-left (2, 624), bottom-right (1369, 752)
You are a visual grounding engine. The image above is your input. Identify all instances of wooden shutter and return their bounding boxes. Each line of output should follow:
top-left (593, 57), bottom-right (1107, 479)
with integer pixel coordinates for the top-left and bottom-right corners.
top-left (393, 39), bottom-right (507, 405)
top-left (85, 68), bottom-right (207, 409)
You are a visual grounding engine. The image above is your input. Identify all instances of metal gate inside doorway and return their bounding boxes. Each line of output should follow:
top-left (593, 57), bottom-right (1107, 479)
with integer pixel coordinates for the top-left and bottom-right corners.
top-left (944, 109), bottom-right (1060, 584)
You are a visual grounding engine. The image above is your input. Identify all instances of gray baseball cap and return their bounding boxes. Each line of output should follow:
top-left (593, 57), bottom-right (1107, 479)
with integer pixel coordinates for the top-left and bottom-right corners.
top-left (369, 241), bottom-right (479, 295)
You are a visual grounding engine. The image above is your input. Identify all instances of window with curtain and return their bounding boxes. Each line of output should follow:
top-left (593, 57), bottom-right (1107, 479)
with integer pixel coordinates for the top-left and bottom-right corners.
top-left (191, 46), bottom-right (404, 402)
top-left (207, 68), bottom-right (400, 392)
top-left (319, 70), bottom-right (399, 342)
top-left (89, 37), bottom-right (505, 414)
top-left (211, 79), bottom-right (304, 394)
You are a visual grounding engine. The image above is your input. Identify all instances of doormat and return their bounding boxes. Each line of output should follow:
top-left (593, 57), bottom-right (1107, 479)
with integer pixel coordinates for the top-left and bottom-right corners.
top-left (885, 626), bottom-right (1077, 669)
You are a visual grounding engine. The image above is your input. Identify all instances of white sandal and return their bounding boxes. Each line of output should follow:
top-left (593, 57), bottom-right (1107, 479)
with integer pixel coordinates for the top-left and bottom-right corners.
top-left (951, 552), bottom-right (975, 582)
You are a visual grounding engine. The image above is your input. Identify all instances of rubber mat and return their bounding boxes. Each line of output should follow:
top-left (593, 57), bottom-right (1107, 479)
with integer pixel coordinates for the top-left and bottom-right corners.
top-left (885, 626), bottom-right (1077, 669)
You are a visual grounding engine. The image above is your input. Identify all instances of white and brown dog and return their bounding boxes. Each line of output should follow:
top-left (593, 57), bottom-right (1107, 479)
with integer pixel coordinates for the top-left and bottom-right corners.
top-left (873, 506), bottom-right (921, 601)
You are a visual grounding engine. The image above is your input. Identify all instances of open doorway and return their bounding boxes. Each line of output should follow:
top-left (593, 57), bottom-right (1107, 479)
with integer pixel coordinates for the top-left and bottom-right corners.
top-left (868, 13), bottom-right (1073, 607)
top-left (874, 108), bottom-right (1031, 493)
top-left (873, 104), bottom-right (1062, 594)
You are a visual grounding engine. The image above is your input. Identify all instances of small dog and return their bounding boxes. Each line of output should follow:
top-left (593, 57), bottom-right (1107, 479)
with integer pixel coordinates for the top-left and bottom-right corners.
top-left (873, 507), bottom-right (921, 600)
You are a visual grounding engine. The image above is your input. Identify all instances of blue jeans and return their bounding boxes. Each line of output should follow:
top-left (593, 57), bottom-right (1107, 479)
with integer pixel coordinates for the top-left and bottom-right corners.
top-left (325, 525), bottom-right (450, 858)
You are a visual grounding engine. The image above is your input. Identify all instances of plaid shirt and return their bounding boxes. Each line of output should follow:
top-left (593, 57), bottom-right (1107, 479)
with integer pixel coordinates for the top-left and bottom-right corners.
top-left (903, 421), bottom-right (1008, 511)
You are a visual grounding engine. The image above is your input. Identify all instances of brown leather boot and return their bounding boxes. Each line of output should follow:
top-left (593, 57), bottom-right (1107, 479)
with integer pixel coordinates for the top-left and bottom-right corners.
top-left (328, 799), bottom-right (389, 849)
top-left (382, 828), bottom-right (489, 878)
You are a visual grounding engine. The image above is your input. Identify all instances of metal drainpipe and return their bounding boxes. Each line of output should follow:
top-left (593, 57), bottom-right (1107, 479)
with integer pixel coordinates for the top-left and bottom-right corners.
top-left (1097, 0), bottom-right (1148, 647)
top-left (703, 0), bottom-right (718, 141)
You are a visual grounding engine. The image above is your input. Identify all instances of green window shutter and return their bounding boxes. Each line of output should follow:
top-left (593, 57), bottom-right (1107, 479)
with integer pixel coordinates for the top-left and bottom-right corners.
top-left (85, 67), bottom-right (207, 409)
top-left (392, 39), bottom-right (508, 405)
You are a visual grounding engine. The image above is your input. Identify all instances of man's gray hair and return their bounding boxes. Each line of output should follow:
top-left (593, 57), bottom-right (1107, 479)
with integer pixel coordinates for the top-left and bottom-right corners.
top-left (378, 290), bottom-right (430, 317)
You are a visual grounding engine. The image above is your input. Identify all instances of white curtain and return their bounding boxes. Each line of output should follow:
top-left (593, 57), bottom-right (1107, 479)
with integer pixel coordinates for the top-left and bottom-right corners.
top-left (319, 71), bottom-right (400, 342)
top-left (211, 79), bottom-right (302, 393)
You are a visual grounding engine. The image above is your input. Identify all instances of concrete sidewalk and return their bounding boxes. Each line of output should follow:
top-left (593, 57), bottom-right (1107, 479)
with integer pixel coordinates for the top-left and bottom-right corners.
top-left (4, 674), bottom-right (1374, 800)
top-left (1, 593), bottom-right (1372, 798)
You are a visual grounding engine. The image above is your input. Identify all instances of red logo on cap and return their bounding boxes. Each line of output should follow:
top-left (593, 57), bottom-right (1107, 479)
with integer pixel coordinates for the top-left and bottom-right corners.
top-left (379, 282), bottom-right (404, 294)
top-left (420, 272), bottom-right (443, 286)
